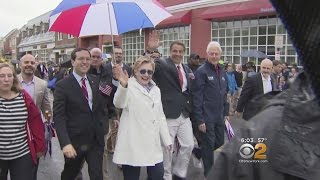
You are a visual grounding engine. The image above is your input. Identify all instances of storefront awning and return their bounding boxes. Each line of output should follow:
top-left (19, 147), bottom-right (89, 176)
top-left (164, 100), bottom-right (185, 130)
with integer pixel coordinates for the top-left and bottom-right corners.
top-left (201, 0), bottom-right (275, 20)
top-left (157, 10), bottom-right (192, 27)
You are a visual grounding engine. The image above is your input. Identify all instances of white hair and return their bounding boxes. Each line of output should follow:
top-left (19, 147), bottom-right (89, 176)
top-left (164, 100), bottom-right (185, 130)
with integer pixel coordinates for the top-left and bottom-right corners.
top-left (90, 47), bottom-right (102, 54)
top-left (206, 41), bottom-right (222, 53)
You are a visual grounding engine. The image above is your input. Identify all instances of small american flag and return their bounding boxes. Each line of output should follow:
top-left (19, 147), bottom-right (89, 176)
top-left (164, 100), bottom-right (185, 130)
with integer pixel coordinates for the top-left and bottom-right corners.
top-left (99, 84), bottom-right (113, 96)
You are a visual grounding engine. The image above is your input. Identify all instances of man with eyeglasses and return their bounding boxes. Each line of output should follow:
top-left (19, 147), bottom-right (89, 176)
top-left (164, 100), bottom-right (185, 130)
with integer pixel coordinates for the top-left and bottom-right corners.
top-left (53, 47), bottom-right (108, 180)
top-left (102, 46), bottom-right (132, 179)
top-left (152, 41), bottom-right (194, 180)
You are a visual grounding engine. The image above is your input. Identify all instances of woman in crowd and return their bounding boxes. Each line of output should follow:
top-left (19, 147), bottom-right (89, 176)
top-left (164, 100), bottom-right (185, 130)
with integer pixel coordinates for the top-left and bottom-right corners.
top-left (0, 63), bottom-right (45, 180)
top-left (112, 56), bottom-right (172, 180)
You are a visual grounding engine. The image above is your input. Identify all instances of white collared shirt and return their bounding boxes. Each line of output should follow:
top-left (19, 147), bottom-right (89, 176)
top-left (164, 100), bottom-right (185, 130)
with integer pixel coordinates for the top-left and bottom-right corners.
top-left (73, 71), bottom-right (93, 110)
top-left (261, 73), bottom-right (272, 94)
top-left (176, 64), bottom-right (187, 92)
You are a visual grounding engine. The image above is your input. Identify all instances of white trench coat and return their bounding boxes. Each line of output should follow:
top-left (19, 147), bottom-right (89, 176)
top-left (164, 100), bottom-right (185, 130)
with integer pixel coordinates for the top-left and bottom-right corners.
top-left (112, 77), bottom-right (171, 166)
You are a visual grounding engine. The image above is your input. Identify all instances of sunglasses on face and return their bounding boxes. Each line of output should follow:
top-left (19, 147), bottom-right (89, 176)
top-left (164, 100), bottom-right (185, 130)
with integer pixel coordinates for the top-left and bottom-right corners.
top-left (139, 69), bottom-right (154, 75)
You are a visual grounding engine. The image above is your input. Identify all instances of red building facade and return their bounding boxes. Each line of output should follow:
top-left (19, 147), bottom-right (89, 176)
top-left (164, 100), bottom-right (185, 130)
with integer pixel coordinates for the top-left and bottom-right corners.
top-left (79, 0), bottom-right (298, 66)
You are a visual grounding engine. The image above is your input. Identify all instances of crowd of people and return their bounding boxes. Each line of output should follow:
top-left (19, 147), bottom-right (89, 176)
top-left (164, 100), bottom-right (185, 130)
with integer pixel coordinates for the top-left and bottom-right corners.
top-left (0, 36), bottom-right (305, 180)
top-left (0, 0), bottom-right (320, 180)
top-left (0, 1), bottom-right (318, 177)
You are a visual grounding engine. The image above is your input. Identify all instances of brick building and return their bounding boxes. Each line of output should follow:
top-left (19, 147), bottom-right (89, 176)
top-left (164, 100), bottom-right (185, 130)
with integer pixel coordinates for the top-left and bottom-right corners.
top-left (18, 11), bottom-right (56, 64)
top-left (1, 29), bottom-right (20, 61)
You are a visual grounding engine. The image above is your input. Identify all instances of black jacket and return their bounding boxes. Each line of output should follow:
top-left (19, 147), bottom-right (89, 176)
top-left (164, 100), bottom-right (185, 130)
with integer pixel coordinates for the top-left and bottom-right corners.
top-left (210, 73), bottom-right (320, 180)
top-left (153, 58), bottom-right (193, 119)
top-left (53, 74), bottom-right (108, 149)
top-left (236, 73), bottom-right (277, 120)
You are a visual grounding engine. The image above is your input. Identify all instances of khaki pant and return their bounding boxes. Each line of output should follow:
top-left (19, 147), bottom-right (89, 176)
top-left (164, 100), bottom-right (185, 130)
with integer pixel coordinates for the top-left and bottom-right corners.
top-left (163, 115), bottom-right (194, 180)
top-left (103, 118), bottom-right (118, 180)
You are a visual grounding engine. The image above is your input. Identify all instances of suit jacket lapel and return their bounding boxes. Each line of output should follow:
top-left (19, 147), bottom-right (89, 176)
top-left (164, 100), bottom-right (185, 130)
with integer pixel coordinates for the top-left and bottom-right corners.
top-left (182, 64), bottom-right (190, 90)
top-left (167, 58), bottom-right (182, 91)
top-left (88, 75), bottom-right (97, 111)
top-left (33, 78), bottom-right (41, 105)
top-left (258, 73), bottom-right (264, 94)
top-left (69, 74), bottom-right (90, 109)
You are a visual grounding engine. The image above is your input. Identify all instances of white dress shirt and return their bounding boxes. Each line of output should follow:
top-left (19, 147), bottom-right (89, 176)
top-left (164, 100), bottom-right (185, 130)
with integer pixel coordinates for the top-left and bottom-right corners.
top-left (176, 64), bottom-right (187, 92)
top-left (261, 74), bottom-right (272, 94)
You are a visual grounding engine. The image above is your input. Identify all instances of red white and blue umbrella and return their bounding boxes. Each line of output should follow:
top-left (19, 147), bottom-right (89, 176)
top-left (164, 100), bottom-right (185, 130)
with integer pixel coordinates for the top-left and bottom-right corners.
top-left (49, 0), bottom-right (171, 37)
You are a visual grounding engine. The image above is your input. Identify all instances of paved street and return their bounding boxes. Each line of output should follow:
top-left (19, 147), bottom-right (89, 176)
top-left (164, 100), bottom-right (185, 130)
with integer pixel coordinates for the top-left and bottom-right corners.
top-left (36, 116), bottom-right (244, 180)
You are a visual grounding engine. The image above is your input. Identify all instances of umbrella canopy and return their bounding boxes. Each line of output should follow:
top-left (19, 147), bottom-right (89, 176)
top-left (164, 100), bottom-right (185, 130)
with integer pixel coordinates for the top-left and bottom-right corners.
top-left (240, 50), bottom-right (268, 59)
top-left (49, 0), bottom-right (172, 37)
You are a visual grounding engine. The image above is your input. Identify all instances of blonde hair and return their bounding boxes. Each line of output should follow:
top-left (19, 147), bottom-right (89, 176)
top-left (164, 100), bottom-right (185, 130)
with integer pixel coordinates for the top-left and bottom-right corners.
top-left (0, 63), bottom-right (21, 93)
top-left (133, 56), bottom-right (155, 77)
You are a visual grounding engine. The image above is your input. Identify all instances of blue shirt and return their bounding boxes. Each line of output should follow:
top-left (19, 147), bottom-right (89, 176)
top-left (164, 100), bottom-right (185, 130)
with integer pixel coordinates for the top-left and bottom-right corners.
top-left (21, 78), bottom-right (35, 100)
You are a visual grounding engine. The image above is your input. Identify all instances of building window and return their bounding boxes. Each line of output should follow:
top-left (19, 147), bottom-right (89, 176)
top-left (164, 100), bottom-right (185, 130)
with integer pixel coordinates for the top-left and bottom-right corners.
top-left (68, 34), bottom-right (74, 39)
top-left (34, 28), bottom-right (38, 35)
top-left (58, 33), bottom-right (63, 40)
top-left (34, 49), bottom-right (48, 63)
top-left (41, 25), bottom-right (46, 33)
top-left (158, 26), bottom-right (190, 63)
top-left (211, 16), bottom-right (298, 65)
top-left (122, 30), bottom-right (145, 65)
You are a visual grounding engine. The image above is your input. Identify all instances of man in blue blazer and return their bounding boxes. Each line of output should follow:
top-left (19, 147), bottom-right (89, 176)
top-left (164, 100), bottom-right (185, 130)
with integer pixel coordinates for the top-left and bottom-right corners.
top-left (192, 41), bottom-right (229, 177)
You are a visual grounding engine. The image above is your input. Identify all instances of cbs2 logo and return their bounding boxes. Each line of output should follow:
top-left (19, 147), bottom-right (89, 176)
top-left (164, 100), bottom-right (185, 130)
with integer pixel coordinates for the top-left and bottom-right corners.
top-left (239, 143), bottom-right (267, 159)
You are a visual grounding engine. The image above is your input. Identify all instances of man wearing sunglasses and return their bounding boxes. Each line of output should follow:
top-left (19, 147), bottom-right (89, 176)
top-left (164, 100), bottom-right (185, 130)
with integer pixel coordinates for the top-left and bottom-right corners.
top-left (153, 41), bottom-right (194, 180)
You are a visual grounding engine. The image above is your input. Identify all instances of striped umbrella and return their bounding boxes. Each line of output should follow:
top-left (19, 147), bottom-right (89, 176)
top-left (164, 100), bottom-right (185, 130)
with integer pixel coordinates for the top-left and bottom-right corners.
top-left (49, 0), bottom-right (171, 37)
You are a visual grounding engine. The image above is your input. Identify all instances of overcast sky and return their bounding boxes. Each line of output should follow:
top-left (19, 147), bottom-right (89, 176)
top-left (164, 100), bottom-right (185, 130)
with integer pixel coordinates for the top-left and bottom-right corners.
top-left (0, 0), bottom-right (61, 37)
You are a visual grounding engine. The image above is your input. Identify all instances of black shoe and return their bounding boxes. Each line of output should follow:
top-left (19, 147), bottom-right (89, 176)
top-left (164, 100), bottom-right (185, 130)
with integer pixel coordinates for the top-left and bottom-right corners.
top-left (192, 147), bottom-right (202, 160)
top-left (173, 174), bottom-right (186, 180)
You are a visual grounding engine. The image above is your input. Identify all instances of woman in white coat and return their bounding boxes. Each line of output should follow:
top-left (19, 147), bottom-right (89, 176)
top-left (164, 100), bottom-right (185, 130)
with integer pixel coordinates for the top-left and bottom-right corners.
top-left (112, 56), bottom-right (172, 180)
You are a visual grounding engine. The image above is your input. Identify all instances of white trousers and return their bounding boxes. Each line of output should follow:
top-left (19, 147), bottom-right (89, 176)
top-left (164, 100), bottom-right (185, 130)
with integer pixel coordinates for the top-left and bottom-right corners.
top-left (163, 114), bottom-right (194, 180)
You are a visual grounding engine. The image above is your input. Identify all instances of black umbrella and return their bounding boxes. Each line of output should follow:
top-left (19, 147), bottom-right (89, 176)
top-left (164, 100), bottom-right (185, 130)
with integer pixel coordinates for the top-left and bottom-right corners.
top-left (240, 50), bottom-right (268, 72)
top-left (240, 50), bottom-right (268, 58)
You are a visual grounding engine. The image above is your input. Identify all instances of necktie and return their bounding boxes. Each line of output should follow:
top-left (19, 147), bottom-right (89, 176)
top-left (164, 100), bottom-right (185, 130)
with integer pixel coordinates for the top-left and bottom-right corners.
top-left (177, 65), bottom-right (183, 88)
top-left (81, 78), bottom-right (89, 101)
top-left (215, 64), bottom-right (220, 79)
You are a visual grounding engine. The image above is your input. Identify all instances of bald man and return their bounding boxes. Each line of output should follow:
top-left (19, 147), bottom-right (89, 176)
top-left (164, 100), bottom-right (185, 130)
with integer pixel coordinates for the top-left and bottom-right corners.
top-left (236, 59), bottom-right (277, 120)
top-left (18, 54), bottom-right (52, 180)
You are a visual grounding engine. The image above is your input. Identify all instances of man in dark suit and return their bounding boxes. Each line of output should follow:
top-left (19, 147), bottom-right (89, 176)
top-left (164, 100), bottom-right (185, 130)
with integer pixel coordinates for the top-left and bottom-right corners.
top-left (236, 58), bottom-right (277, 120)
top-left (53, 48), bottom-right (108, 180)
top-left (153, 41), bottom-right (194, 180)
top-left (100, 46), bottom-right (132, 180)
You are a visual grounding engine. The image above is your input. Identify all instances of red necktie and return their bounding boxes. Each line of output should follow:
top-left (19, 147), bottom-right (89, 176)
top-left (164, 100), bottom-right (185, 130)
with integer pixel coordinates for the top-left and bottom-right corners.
top-left (81, 78), bottom-right (88, 101)
top-left (177, 65), bottom-right (183, 88)
top-left (215, 64), bottom-right (220, 79)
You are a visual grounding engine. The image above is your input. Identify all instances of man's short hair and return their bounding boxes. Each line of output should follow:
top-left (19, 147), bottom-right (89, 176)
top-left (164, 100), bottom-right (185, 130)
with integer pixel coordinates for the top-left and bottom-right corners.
top-left (71, 48), bottom-right (91, 61)
top-left (189, 53), bottom-right (200, 60)
top-left (111, 46), bottom-right (122, 52)
top-left (169, 41), bottom-right (185, 51)
top-left (273, 60), bottom-right (281, 66)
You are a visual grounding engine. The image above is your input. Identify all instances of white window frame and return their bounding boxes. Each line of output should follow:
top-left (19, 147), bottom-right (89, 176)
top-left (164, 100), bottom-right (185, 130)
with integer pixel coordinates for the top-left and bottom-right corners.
top-left (211, 16), bottom-right (298, 65)
top-left (158, 25), bottom-right (191, 64)
top-left (68, 34), bottom-right (74, 39)
top-left (122, 30), bottom-right (145, 65)
top-left (58, 32), bottom-right (63, 41)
